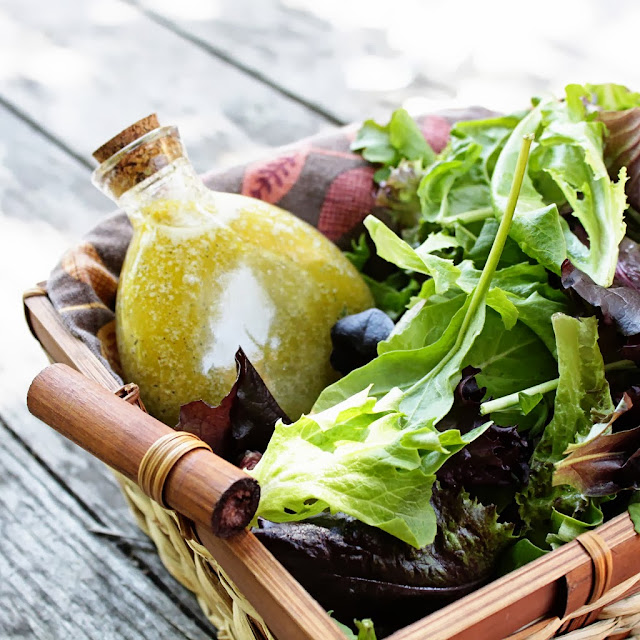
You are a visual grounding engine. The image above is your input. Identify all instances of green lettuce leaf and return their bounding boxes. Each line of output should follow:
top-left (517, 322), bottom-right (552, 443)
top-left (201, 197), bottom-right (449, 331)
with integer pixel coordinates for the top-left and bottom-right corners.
top-left (332, 617), bottom-right (377, 640)
top-left (585, 83), bottom-right (640, 111)
top-left (517, 314), bottom-right (614, 542)
top-left (254, 135), bottom-right (532, 549)
top-left (492, 88), bottom-right (627, 287)
top-left (362, 273), bottom-right (420, 321)
top-left (351, 109), bottom-right (435, 169)
top-left (492, 103), bottom-right (569, 275)
top-left (251, 388), bottom-right (488, 548)
top-left (417, 114), bottom-right (521, 228)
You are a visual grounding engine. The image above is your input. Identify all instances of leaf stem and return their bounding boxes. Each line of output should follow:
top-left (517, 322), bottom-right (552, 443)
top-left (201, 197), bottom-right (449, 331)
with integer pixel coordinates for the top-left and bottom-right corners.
top-left (479, 359), bottom-right (636, 415)
top-left (456, 134), bottom-right (534, 342)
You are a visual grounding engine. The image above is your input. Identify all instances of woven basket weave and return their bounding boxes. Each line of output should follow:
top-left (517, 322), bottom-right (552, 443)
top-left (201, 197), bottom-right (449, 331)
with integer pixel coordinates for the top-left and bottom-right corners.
top-left (116, 473), bottom-right (273, 640)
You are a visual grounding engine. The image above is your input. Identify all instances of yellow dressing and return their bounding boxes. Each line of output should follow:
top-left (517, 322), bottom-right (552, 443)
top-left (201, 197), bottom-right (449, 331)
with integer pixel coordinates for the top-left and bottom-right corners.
top-left (116, 192), bottom-right (373, 425)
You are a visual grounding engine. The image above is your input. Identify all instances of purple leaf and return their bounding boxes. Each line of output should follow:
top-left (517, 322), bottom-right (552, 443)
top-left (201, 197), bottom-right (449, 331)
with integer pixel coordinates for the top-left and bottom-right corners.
top-left (436, 367), bottom-right (530, 490)
top-left (438, 424), bottom-right (530, 490)
top-left (601, 109), bottom-right (640, 211)
top-left (553, 393), bottom-right (640, 496)
top-left (253, 484), bottom-right (512, 631)
top-left (177, 348), bottom-right (289, 465)
top-left (614, 237), bottom-right (640, 291)
top-left (437, 366), bottom-right (487, 434)
top-left (561, 260), bottom-right (640, 336)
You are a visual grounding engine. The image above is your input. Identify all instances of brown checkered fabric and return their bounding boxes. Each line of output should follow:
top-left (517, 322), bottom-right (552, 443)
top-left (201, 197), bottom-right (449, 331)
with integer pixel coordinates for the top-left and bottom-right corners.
top-left (47, 109), bottom-right (491, 380)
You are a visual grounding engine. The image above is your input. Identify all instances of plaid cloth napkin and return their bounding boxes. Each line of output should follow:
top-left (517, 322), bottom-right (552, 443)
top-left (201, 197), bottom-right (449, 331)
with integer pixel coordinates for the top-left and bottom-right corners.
top-left (47, 109), bottom-right (488, 381)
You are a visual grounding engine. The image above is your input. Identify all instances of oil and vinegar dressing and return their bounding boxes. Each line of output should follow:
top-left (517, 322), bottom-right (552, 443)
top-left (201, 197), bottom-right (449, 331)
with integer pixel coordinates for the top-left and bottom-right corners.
top-left (93, 117), bottom-right (373, 425)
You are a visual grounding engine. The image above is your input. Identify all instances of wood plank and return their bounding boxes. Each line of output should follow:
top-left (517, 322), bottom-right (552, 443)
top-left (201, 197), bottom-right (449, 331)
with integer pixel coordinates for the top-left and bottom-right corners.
top-left (0, 417), bottom-right (214, 640)
top-left (0, 102), bottom-right (213, 631)
top-left (133, 0), bottom-right (640, 122)
top-left (0, 0), bottom-right (333, 173)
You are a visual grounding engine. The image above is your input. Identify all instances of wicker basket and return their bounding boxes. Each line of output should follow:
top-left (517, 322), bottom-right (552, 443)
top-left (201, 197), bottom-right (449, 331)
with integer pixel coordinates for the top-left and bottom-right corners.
top-left (23, 287), bottom-right (640, 640)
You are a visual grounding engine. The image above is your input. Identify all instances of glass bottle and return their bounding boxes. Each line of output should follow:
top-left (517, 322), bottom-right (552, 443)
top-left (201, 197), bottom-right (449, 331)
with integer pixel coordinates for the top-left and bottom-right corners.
top-left (92, 115), bottom-right (373, 426)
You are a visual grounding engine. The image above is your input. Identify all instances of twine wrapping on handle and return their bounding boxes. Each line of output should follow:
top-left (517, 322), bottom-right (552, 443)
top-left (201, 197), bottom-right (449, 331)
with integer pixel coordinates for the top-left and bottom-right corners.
top-left (138, 432), bottom-right (213, 509)
top-left (560, 531), bottom-right (615, 632)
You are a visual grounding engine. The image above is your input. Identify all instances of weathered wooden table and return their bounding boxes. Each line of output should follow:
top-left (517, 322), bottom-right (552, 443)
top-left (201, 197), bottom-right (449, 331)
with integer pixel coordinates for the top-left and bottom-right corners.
top-left (2, 1), bottom-right (640, 637)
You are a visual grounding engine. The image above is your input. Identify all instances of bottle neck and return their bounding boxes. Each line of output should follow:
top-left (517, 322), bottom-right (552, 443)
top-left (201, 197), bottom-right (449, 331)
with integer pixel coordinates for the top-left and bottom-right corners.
top-left (92, 126), bottom-right (210, 226)
top-left (118, 157), bottom-right (210, 222)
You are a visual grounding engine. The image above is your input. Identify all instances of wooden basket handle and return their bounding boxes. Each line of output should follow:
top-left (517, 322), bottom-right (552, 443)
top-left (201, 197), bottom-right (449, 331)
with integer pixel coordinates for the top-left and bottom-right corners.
top-left (27, 363), bottom-right (259, 537)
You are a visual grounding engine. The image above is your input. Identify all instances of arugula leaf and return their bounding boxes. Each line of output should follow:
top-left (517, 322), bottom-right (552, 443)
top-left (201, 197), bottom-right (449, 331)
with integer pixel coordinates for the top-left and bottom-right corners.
top-left (364, 215), bottom-right (460, 294)
top-left (517, 314), bottom-right (614, 541)
top-left (468, 218), bottom-right (529, 268)
top-left (466, 309), bottom-right (558, 400)
top-left (379, 293), bottom-right (466, 355)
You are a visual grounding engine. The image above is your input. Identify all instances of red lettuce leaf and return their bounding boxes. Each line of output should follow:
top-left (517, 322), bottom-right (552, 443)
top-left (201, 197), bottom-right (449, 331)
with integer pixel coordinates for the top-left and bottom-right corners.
top-left (553, 394), bottom-right (640, 496)
top-left (438, 424), bottom-right (530, 490)
top-left (253, 484), bottom-right (513, 632)
top-left (561, 260), bottom-right (640, 336)
top-left (436, 365), bottom-right (486, 433)
top-left (176, 347), bottom-right (289, 465)
top-left (614, 237), bottom-right (640, 291)
top-left (436, 367), bottom-right (531, 491)
top-left (601, 108), bottom-right (640, 212)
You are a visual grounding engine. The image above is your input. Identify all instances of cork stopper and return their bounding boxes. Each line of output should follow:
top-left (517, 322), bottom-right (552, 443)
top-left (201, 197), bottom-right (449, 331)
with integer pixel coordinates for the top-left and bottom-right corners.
top-left (93, 114), bottom-right (160, 163)
top-left (91, 115), bottom-right (187, 200)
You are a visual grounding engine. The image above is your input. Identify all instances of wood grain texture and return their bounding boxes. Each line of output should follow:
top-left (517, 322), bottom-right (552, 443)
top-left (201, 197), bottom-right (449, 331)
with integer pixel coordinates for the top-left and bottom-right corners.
top-left (386, 513), bottom-right (640, 640)
top-left (131, 0), bottom-right (439, 124)
top-left (0, 417), bottom-right (214, 640)
top-left (27, 363), bottom-right (259, 537)
top-left (0, 0), bottom-right (333, 173)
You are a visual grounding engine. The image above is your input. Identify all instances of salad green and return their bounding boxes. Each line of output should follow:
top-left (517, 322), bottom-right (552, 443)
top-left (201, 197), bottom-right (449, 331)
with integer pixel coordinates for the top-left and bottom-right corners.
top-left (252, 84), bottom-right (640, 550)
top-left (206, 82), bottom-right (640, 635)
